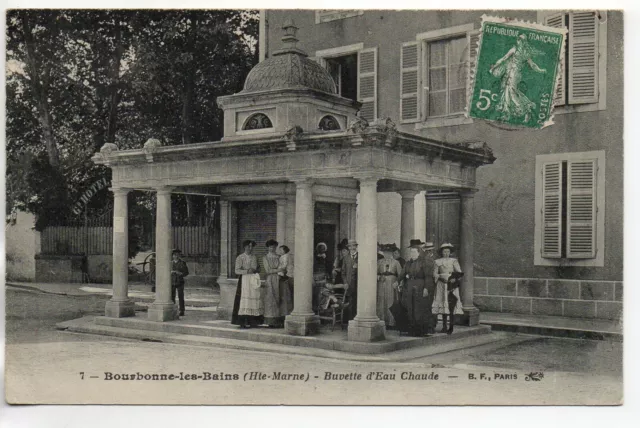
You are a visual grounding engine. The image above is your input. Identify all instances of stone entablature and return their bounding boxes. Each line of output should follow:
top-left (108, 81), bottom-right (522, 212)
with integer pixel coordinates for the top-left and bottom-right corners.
top-left (218, 183), bottom-right (358, 204)
top-left (93, 124), bottom-right (494, 191)
top-left (104, 147), bottom-right (479, 191)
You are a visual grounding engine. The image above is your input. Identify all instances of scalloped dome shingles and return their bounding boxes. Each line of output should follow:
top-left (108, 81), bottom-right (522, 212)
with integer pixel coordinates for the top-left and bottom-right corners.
top-left (241, 53), bottom-right (337, 94)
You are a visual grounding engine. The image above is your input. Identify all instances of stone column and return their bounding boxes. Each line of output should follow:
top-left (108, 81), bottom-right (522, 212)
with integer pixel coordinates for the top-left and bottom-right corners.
top-left (276, 198), bottom-right (287, 244)
top-left (459, 190), bottom-right (479, 326)
top-left (148, 186), bottom-right (179, 322)
top-left (285, 179), bottom-right (319, 336)
top-left (399, 190), bottom-right (418, 258)
top-left (348, 176), bottom-right (385, 342)
top-left (105, 188), bottom-right (135, 318)
top-left (219, 200), bottom-right (230, 278)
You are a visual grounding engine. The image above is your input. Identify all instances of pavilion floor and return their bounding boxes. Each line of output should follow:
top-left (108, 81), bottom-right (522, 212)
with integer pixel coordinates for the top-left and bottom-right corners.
top-left (56, 313), bottom-right (496, 361)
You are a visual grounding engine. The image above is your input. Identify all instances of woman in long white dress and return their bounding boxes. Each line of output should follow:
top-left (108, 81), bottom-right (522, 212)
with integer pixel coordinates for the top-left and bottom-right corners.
top-left (263, 239), bottom-right (284, 328)
top-left (432, 243), bottom-right (463, 334)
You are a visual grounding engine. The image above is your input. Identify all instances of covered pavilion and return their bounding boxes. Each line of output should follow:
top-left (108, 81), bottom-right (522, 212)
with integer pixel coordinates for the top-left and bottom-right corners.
top-left (93, 21), bottom-right (495, 343)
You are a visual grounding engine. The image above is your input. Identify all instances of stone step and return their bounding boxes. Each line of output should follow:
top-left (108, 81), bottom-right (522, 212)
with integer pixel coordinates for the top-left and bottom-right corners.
top-left (57, 316), bottom-right (506, 362)
top-left (480, 312), bottom-right (622, 341)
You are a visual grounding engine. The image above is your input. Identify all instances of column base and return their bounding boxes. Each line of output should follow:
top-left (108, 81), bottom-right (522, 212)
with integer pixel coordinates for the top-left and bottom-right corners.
top-left (104, 299), bottom-right (135, 318)
top-left (285, 313), bottom-right (320, 336)
top-left (147, 302), bottom-right (179, 322)
top-left (462, 306), bottom-right (480, 326)
top-left (348, 319), bottom-right (386, 342)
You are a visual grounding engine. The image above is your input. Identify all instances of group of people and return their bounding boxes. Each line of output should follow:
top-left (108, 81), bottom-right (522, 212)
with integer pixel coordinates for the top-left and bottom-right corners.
top-left (231, 239), bottom-right (294, 329)
top-left (380, 239), bottom-right (464, 336)
top-left (227, 236), bottom-right (464, 337)
top-left (313, 237), bottom-right (464, 336)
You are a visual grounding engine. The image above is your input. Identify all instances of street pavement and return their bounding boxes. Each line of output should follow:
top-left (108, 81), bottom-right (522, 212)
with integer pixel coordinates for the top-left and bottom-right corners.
top-left (3, 286), bottom-right (623, 406)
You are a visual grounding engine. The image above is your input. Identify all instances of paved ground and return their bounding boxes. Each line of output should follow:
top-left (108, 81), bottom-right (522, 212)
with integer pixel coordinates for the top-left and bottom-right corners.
top-left (3, 287), bottom-right (623, 406)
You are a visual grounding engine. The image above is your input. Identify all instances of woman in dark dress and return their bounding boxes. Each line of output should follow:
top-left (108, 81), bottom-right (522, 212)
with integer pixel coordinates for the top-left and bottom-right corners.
top-left (399, 241), bottom-right (435, 336)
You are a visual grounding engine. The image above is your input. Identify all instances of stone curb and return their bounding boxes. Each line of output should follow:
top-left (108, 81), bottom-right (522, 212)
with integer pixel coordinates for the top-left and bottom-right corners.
top-left (480, 320), bottom-right (622, 341)
top-left (6, 282), bottom-right (219, 308)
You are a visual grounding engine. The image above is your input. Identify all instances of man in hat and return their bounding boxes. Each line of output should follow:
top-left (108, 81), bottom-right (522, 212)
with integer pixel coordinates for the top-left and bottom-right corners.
top-left (422, 242), bottom-right (435, 260)
top-left (341, 239), bottom-right (359, 320)
top-left (171, 249), bottom-right (189, 316)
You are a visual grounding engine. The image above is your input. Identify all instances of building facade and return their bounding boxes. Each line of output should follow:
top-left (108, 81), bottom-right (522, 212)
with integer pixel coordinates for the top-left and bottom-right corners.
top-left (261, 10), bottom-right (623, 321)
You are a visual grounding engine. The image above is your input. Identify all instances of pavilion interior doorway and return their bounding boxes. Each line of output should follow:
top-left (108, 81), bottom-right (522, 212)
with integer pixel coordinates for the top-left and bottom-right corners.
top-left (314, 223), bottom-right (336, 263)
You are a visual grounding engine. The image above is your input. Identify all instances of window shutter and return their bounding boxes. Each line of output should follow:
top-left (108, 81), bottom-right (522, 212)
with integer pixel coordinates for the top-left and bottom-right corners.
top-left (566, 159), bottom-right (597, 258)
top-left (467, 30), bottom-right (481, 111)
top-left (400, 41), bottom-right (420, 123)
top-left (568, 11), bottom-right (599, 104)
top-left (467, 29), bottom-right (481, 75)
top-left (545, 13), bottom-right (566, 106)
top-left (541, 161), bottom-right (563, 258)
top-left (357, 47), bottom-right (377, 122)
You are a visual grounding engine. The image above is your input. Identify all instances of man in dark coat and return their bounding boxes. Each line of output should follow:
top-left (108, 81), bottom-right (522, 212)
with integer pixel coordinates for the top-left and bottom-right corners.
top-left (171, 249), bottom-right (189, 316)
top-left (341, 239), bottom-right (359, 320)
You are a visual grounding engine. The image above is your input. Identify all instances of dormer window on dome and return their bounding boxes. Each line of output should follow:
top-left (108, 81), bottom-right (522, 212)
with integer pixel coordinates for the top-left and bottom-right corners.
top-left (318, 115), bottom-right (341, 131)
top-left (243, 113), bottom-right (273, 130)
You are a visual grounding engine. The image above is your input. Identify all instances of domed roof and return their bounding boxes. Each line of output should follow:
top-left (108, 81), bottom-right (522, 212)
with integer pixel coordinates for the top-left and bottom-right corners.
top-left (241, 20), bottom-right (337, 95)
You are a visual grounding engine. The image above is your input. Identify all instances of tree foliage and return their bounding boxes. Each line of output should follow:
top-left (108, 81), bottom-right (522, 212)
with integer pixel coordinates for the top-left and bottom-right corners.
top-left (6, 9), bottom-right (258, 230)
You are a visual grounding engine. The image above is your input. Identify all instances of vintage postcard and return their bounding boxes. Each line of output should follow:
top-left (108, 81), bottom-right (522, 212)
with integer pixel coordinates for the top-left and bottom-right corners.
top-left (3, 6), bottom-right (624, 411)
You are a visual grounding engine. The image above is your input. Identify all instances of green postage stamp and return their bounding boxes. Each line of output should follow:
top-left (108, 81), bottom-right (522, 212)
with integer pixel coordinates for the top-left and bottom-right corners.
top-left (468, 15), bottom-right (567, 129)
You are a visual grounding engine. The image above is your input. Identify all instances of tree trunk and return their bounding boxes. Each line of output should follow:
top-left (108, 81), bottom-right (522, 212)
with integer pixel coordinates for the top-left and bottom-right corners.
top-left (106, 25), bottom-right (125, 146)
top-left (20, 12), bottom-right (60, 167)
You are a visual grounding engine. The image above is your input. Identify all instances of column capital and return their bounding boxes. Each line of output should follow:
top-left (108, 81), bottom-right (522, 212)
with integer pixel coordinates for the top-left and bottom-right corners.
top-left (109, 187), bottom-right (131, 196)
top-left (275, 197), bottom-right (288, 206)
top-left (354, 175), bottom-right (378, 186)
top-left (459, 189), bottom-right (478, 199)
top-left (154, 186), bottom-right (174, 196)
top-left (398, 189), bottom-right (419, 199)
top-left (291, 178), bottom-right (315, 189)
top-left (219, 199), bottom-right (230, 208)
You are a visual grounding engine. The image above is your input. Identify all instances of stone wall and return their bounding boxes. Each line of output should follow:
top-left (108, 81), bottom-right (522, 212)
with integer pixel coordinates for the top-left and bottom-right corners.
top-left (5, 211), bottom-right (40, 281)
top-left (474, 277), bottom-right (622, 320)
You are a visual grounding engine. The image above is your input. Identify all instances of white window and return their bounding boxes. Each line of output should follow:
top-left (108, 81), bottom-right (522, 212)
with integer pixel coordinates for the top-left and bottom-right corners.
top-left (534, 151), bottom-right (605, 267)
top-left (540, 11), bottom-right (607, 113)
top-left (315, 43), bottom-right (378, 122)
top-left (315, 10), bottom-right (364, 24)
top-left (401, 24), bottom-right (478, 127)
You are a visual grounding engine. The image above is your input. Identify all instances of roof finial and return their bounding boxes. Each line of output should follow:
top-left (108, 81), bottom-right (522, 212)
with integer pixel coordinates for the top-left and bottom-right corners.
top-left (281, 18), bottom-right (299, 49)
top-left (272, 17), bottom-right (307, 57)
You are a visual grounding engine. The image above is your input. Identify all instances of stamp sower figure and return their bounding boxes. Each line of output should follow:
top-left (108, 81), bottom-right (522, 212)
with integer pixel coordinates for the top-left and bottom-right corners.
top-left (400, 239), bottom-right (435, 336)
top-left (171, 249), bottom-right (189, 316)
top-left (377, 243), bottom-right (403, 327)
top-left (433, 243), bottom-right (464, 334)
top-left (263, 239), bottom-right (285, 328)
top-left (341, 239), bottom-right (359, 320)
top-left (489, 33), bottom-right (547, 124)
top-left (231, 240), bottom-right (264, 329)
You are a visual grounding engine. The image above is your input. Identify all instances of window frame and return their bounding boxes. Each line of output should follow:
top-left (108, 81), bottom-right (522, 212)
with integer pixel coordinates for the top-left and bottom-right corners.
top-left (414, 24), bottom-right (475, 129)
top-left (315, 43), bottom-right (377, 122)
top-left (537, 11), bottom-right (607, 114)
top-left (534, 150), bottom-right (605, 267)
top-left (315, 10), bottom-right (364, 24)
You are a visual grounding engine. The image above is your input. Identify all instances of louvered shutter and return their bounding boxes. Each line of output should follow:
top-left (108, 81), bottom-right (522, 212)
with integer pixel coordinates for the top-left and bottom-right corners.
top-left (237, 201), bottom-right (277, 272)
top-left (541, 161), bottom-right (563, 258)
top-left (566, 159), bottom-right (597, 258)
top-left (467, 30), bottom-right (481, 111)
top-left (568, 11), bottom-right (599, 104)
top-left (545, 13), bottom-right (567, 106)
top-left (357, 47), bottom-right (377, 122)
top-left (400, 42), bottom-right (421, 123)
